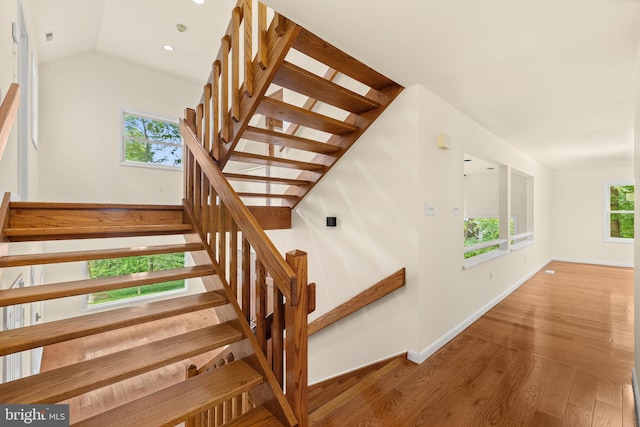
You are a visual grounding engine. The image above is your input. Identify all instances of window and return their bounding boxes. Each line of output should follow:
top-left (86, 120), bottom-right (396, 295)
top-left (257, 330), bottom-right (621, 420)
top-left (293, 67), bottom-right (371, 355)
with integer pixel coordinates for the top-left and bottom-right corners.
top-left (510, 169), bottom-right (534, 249)
top-left (463, 155), bottom-right (506, 264)
top-left (605, 183), bottom-right (634, 242)
top-left (464, 217), bottom-right (500, 258)
top-left (87, 253), bottom-right (186, 305)
top-left (122, 112), bottom-right (182, 168)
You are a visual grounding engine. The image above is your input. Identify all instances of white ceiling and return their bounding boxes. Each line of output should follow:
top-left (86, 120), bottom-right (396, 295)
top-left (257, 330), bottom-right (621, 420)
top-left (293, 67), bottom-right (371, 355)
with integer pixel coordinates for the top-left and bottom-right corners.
top-left (23, 0), bottom-right (640, 170)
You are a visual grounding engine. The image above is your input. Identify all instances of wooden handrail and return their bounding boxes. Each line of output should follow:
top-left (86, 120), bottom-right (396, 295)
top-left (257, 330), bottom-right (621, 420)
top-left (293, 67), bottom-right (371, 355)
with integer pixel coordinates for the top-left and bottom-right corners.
top-left (308, 268), bottom-right (406, 336)
top-left (183, 105), bottom-right (311, 427)
top-left (0, 84), bottom-right (20, 163)
top-left (181, 119), bottom-right (297, 303)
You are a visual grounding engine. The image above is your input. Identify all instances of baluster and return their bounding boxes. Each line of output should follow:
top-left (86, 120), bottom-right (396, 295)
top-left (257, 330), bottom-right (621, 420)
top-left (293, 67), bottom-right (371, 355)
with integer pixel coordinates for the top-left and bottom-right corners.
top-left (218, 203), bottom-right (227, 280)
top-left (255, 260), bottom-right (267, 354)
top-left (232, 7), bottom-right (241, 121)
top-left (221, 36), bottom-right (230, 142)
top-left (212, 61), bottom-right (221, 160)
top-left (196, 103), bottom-right (204, 142)
top-left (275, 12), bottom-right (287, 36)
top-left (243, 0), bottom-right (253, 96)
top-left (230, 221), bottom-right (238, 299)
top-left (203, 83), bottom-right (212, 154)
top-left (272, 284), bottom-right (284, 386)
top-left (184, 108), bottom-right (197, 204)
top-left (209, 189), bottom-right (218, 257)
top-left (201, 176), bottom-right (210, 235)
top-left (258, 3), bottom-right (268, 69)
top-left (194, 165), bottom-right (202, 224)
top-left (242, 237), bottom-right (251, 322)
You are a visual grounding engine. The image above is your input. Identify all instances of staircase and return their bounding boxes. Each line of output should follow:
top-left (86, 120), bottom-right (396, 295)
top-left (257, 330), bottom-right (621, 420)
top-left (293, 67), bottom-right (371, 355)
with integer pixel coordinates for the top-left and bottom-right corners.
top-left (0, 196), bottom-right (301, 426)
top-left (0, 1), bottom-right (403, 426)
top-left (187, 1), bottom-right (403, 209)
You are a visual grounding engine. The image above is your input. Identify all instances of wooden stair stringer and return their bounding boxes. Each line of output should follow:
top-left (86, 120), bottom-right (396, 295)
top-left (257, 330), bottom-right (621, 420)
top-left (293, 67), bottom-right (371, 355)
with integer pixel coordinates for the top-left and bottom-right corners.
top-left (283, 83), bottom-right (404, 208)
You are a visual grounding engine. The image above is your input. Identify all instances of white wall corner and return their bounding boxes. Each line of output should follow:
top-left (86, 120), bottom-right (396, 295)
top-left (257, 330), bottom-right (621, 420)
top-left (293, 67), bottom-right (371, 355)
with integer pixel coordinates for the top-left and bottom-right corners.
top-left (633, 368), bottom-right (640, 423)
top-left (408, 258), bottom-right (551, 364)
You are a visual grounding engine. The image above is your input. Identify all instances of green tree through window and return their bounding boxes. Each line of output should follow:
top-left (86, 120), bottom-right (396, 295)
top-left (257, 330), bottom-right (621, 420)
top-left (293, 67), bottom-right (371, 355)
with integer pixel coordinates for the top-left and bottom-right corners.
top-left (88, 253), bottom-right (186, 305)
top-left (123, 113), bottom-right (182, 167)
top-left (608, 185), bottom-right (634, 240)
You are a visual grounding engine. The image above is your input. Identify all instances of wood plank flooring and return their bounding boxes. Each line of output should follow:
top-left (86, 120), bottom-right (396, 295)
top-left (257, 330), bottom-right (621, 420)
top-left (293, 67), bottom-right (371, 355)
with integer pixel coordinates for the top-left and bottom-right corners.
top-left (40, 307), bottom-right (224, 424)
top-left (310, 261), bottom-right (635, 426)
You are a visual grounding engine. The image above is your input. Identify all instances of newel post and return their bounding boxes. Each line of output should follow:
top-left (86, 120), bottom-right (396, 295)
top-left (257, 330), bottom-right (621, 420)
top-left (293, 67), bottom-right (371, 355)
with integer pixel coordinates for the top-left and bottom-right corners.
top-left (285, 249), bottom-right (309, 427)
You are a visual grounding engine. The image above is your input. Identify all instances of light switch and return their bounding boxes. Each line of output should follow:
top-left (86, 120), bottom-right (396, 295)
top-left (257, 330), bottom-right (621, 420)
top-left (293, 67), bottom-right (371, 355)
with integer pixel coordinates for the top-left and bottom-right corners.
top-left (424, 201), bottom-right (434, 216)
top-left (453, 203), bottom-right (460, 215)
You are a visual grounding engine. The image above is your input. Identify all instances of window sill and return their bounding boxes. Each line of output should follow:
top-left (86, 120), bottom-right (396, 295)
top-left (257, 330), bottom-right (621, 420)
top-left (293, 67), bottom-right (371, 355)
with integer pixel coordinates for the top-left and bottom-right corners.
top-left (511, 240), bottom-right (535, 251)
top-left (463, 249), bottom-right (508, 270)
top-left (84, 288), bottom-right (188, 311)
top-left (120, 161), bottom-right (183, 172)
top-left (604, 237), bottom-right (634, 245)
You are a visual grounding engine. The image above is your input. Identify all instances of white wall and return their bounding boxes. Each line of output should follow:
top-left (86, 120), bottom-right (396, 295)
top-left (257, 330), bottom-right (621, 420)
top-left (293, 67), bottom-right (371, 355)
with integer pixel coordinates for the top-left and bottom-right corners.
top-left (37, 52), bottom-right (204, 322)
top-left (268, 86), bottom-right (422, 383)
top-left (268, 84), bottom-right (552, 383)
top-left (551, 165), bottom-right (634, 267)
top-left (38, 51), bottom-right (201, 204)
top-left (416, 85), bottom-right (551, 357)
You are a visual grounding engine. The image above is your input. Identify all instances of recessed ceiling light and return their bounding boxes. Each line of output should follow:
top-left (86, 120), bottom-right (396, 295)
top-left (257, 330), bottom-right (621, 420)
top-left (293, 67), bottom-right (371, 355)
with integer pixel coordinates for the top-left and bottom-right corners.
top-left (163, 45), bottom-right (174, 51)
top-left (193, 0), bottom-right (205, 4)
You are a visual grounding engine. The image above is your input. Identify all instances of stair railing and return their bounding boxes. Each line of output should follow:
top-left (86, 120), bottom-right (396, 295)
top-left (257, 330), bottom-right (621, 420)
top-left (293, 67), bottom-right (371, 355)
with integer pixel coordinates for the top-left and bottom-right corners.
top-left (181, 115), bottom-right (309, 426)
top-left (191, 0), bottom-right (300, 168)
top-left (0, 83), bottom-right (20, 163)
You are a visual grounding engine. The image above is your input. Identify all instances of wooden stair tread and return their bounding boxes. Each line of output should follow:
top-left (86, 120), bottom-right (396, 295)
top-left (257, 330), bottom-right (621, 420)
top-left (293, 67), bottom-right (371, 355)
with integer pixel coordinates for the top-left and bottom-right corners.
top-left (224, 172), bottom-right (312, 186)
top-left (9, 201), bottom-right (184, 210)
top-left (0, 264), bottom-right (215, 306)
top-left (0, 242), bottom-right (204, 268)
top-left (238, 192), bottom-right (300, 200)
top-left (256, 97), bottom-right (359, 135)
top-left (243, 126), bottom-right (342, 155)
top-left (0, 322), bottom-right (243, 404)
top-left (273, 61), bottom-right (380, 114)
top-left (0, 290), bottom-right (228, 356)
top-left (74, 360), bottom-right (263, 427)
top-left (3, 224), bottom-right (192, 241)
top-left (223, 405), bottom-right (284, 427)
top-left (292, 28), bottom-right (395, 91)
top-left (230, 151), bottom-right (327, 171)
top-left (309, 357), bottom-right (406, 423)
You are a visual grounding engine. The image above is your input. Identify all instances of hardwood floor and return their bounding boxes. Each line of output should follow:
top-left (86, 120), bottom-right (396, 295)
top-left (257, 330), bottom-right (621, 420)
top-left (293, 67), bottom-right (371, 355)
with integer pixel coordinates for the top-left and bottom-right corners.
top-left (38, 261), bottom-right (634, 426)
top-left (40, 307), bottom-right (224, 424)
top-left (310, 261), bottom-right (636, 426)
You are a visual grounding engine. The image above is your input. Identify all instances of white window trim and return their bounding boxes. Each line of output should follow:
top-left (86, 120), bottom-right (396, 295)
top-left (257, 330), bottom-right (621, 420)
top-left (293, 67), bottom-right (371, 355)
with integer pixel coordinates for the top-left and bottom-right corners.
top-left (120, 109), bottom-right (183, 170)
top-left (604, 181), bottom-right (634, 243)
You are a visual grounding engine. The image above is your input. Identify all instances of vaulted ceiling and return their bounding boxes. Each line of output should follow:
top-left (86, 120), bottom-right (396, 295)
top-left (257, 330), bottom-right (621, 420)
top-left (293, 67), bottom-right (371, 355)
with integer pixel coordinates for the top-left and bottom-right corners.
top-left (23, 0), bottom-right (640, 170)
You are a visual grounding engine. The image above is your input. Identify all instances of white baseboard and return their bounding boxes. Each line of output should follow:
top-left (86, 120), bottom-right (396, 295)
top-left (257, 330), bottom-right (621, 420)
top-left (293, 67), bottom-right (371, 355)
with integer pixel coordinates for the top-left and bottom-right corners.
top-left (552, 257), bottom-right (633, 269)
top-left (633, 368), bottom-right (640, 425)
top-left (407, 258), bottom-right (551, 364)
